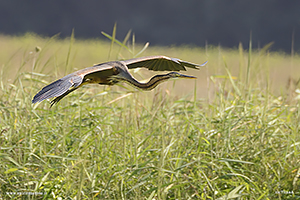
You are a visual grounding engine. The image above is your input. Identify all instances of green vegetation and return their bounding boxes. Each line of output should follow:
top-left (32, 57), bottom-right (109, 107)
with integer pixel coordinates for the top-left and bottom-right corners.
top-left (1, 33), bottom-right (300, 199)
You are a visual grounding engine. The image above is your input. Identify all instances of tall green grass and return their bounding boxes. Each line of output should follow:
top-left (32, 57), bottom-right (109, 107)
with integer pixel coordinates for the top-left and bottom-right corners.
top-left (0, 32), bottom-right (300, 199)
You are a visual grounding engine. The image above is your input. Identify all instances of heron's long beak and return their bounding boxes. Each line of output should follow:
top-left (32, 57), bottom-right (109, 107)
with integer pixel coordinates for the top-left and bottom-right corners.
top-left (178, 74), bottom-right (197, 79)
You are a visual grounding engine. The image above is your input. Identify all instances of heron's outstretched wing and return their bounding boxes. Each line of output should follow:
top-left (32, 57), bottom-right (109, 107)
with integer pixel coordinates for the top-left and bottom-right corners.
top-left (32, 63), bottom-right (115, 104)
top-left (123, 56), bottom-right (207, 71)
top-left (32, 74), bottom-right (83, 104)
top-left (82, 63), bottom-right (116, 81)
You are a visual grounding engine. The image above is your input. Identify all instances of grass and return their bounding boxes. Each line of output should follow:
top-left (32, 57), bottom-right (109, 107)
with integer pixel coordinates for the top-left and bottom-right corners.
top-left (0, 32), bottom-right (300, 199)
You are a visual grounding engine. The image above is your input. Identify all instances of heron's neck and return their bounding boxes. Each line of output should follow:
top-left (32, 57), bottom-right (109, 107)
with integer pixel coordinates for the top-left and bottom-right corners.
top-left (122, 74), bottom-right (171, 90)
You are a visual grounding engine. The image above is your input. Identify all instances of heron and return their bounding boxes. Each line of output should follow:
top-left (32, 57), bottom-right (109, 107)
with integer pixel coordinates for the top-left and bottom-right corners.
top-left (32, 55), bottom-right (207, 107)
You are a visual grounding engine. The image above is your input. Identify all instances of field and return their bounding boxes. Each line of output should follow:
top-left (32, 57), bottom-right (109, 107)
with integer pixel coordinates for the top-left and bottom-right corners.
top-left (1, 33), bottom-right (300, 199)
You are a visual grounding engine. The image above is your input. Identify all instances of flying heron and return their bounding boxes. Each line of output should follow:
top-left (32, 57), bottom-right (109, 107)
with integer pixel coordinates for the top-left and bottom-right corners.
top-left (32, 55), bottom-right (207, 107)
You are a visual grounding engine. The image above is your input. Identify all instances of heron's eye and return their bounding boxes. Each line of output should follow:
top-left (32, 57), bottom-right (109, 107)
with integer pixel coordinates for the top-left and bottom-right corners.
top-left (112, 67), bottom-right (119, 74)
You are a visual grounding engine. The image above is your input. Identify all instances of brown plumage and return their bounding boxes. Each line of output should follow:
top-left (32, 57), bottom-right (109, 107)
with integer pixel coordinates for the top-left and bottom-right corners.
top-left (32, 55), bottom-right (207, 107)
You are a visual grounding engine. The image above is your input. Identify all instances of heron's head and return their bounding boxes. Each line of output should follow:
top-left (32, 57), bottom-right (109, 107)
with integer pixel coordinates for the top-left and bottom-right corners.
top-left (166, 72), bottom-right (196, 79)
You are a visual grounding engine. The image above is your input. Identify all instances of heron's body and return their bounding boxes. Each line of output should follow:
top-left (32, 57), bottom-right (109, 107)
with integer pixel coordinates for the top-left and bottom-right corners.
top-left (32, 56), bottom-right (207, 107)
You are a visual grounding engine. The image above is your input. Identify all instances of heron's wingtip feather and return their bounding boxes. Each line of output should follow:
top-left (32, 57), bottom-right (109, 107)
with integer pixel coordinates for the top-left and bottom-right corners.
top-left (32, 75), bottom-right (82, 105)
top-left (199, 61), bottom-right (208, 67)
